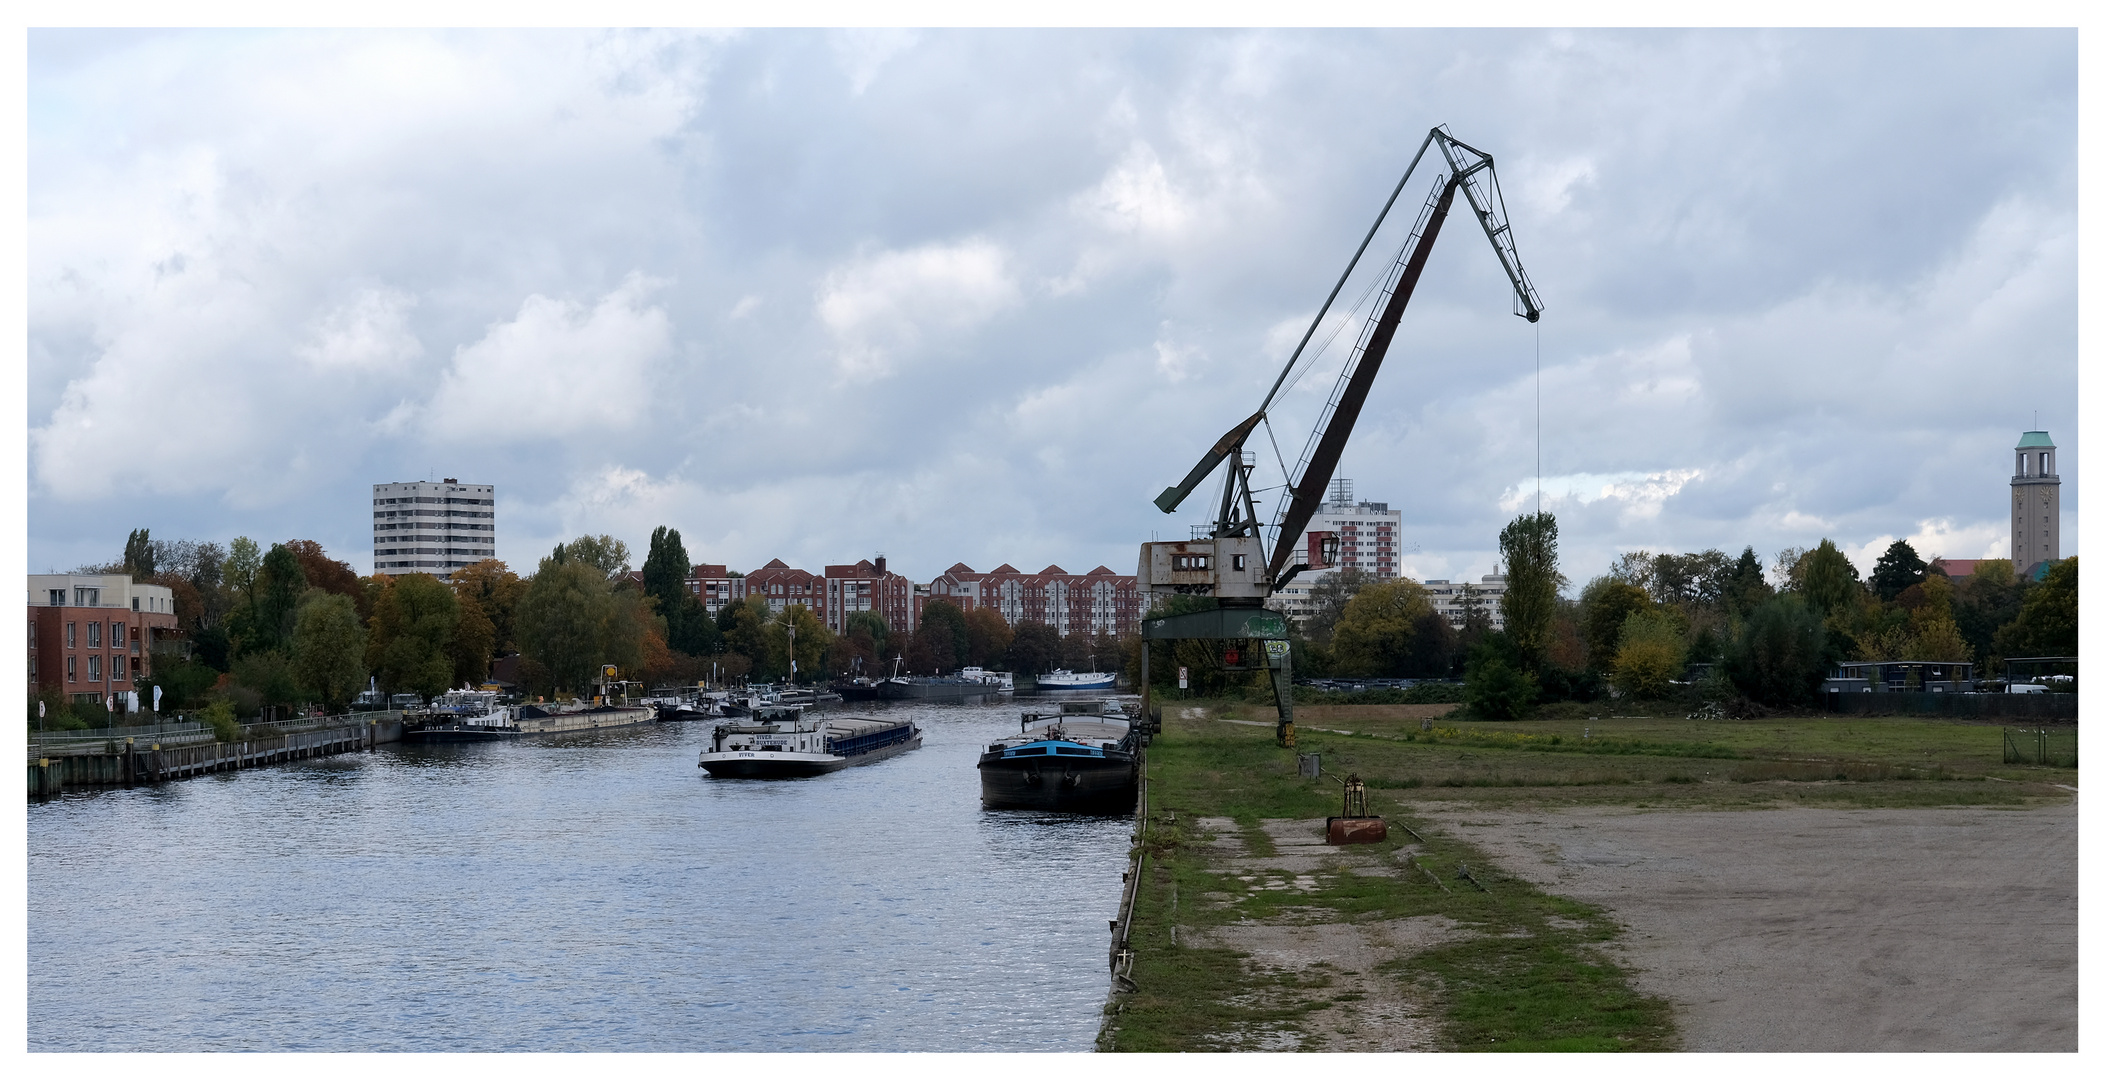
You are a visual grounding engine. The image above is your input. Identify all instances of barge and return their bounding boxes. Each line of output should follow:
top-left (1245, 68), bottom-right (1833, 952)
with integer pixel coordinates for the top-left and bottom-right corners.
top-left (978, 699), bottom-right (1139, 813)
top-left (698, 704), bottom-right (921, 779)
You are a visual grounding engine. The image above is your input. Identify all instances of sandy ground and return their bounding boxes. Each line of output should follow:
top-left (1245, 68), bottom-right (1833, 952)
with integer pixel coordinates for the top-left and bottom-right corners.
top-left (1181, 817), bottom-right (1456, 1051)
top-left (1417, 798), bottom-right (2078, 1051)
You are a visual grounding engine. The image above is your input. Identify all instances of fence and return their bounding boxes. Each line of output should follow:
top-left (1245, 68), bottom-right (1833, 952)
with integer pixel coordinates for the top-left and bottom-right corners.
top-left (28, 711), bottom-right (407, 756)
top-left (2003, 728), bottom-right (2078, 768)
top-left (1824, 691), bottom-right (2077, 720)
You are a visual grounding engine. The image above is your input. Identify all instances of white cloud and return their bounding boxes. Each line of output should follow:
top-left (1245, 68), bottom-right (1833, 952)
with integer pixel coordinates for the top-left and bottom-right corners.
top-left (1502, 468), bottom-right (1702, 520)
top-left (817, 238), bottom-right (1018, 381)
top-left (427, 274), bottom-right (673, 441)
top-left (297, 288), bottom-right (423, 372)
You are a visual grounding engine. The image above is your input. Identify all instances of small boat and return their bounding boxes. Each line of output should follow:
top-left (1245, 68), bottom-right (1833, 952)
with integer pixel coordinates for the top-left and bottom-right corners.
top-left (650, 688), bottom-right (732, 722)
top-left (1035, 669), bottom-right (1117, 692)
top-left (978, 699), bottom-right (1140, 813)
top-left (836, 657), bottom-right (912, 701)
top-left (699, 704), bottom-right (921, 778)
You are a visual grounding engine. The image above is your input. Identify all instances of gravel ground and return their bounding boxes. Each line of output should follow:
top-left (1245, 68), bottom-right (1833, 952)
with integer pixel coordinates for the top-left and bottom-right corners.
top-left (1416, 798), bottom-right (2078, 1051)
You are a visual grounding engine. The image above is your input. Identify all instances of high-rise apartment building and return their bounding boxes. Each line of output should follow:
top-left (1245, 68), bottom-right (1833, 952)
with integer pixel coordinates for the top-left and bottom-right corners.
top-left (2011, 431), bottom-right (2060, 578)
top-left (372, 478), bottom-right (496, 581)
top-left (1273, 478), bottom-right (1405, 622)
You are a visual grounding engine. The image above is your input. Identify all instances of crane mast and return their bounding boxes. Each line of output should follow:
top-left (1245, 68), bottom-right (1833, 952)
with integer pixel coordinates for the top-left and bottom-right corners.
top-left (1137, 126), bottom-right (1542, 607)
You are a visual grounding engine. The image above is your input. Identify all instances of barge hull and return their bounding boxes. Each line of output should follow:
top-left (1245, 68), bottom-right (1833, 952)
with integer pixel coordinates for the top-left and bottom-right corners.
top-left (978, 756), bottom-right (1138, 813)
top-left (700, 733), bottom-right (922, 779)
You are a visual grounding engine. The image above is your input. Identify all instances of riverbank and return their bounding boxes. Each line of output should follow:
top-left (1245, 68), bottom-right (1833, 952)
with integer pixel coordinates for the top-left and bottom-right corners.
top-left (1097, 701), bottom-right (2077, 1051)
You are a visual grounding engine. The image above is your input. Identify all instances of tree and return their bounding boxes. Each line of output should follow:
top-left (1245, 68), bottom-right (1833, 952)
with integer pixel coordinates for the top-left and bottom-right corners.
top-left (1994, 557), bottom-right (2077, 658)
top-left (124, 528), bottom-right (155, 577)
top-left (451, 591), bottom-right (497, 685)
top-left (224, 536), bottom-right (262, 621)
top-left (515, 560), bottom-right (614, 694)
top-left (563, 534), bottom-right (633, 580)
top-left (1579, 577), bottom-right (1653, 671)
top-left (367, 573), bottom-right (460, 699)
top-left (231, 650), bottom-right (300, 712)
top-left (963, 607), bottom-right (1014, 669)
top-left (1952, 559), bottom-right (2026, 669)
top-left (1331, 579), bottom-right (1436, 677)
top-left (1611, 610), bottom-right (1686, 699)
top-left (451, 559), bottom-right (526, 652)
top-left (291, 590), bottom-right (367, 711)
top-left (284, 540), bottom-right (362, 600)
top-left (1302, 567), bottom-right (1373, 648)
top-left (1797, 539), bottom-right (1863, 616)
top-left (1725, 595), bottom-right (1829, 707)
top-left (760, 605), bottom-right (832, 682)
top-left (1006, 621), bottom-right (1062, 676)
top-left (641, 526), bottom-right (717, 656)
top-left (719, 597), bottom-right (771, 674)
top-left (908, 599), bottom-right (971, 673)
top-left (1869, 539), bottom-right (1928, 602)
top-left (1721, 546), bottom-right (1774, 619)
top-left (1498, 511), bottom-right (1563, 673)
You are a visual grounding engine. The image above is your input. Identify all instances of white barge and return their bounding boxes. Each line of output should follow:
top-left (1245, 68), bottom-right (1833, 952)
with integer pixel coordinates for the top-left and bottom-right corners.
top-left (698, 704), bottom-right (921, 779)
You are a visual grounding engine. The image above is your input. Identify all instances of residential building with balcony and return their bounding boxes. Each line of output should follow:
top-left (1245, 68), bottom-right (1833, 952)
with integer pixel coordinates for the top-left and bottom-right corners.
top-left (27, 574), bottom-right (179, 703)
top-left (373, 479), bottom-right (496, 581)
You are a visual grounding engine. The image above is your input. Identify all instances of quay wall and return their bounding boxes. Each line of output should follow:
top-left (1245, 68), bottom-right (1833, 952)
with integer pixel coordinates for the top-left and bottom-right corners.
top-left (28, 717), bottom-right (404, 800)
top-left (515, 706), bottom-right (654, 735)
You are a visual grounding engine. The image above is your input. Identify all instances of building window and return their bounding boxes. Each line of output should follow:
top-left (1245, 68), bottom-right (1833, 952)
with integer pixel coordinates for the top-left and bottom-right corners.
top-left (66, 622), bottom-right (75, 648)
top-left (48, 589), bottom-right (63, 606)
top-left (112, 622), bottom-right (124, 647)
top-left (111, 660), bottom-right (126, 682)
top-left (75, 587), bottom-right (99, 606)
top-left (67, 656), bottom-right (76, 682)
top-left (87, 622), bottom-right (101, 648)
top-left (88, 655), bottom-right (101, 682)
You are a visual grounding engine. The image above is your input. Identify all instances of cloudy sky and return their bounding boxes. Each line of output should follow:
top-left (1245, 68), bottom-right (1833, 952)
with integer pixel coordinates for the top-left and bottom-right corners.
top-left (26, 28), bottom-right (2077, 590)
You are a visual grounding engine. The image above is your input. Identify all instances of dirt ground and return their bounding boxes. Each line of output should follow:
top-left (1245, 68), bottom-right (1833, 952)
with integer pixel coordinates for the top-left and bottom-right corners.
top-left (1412, 797), bottom-right (2079, 1051)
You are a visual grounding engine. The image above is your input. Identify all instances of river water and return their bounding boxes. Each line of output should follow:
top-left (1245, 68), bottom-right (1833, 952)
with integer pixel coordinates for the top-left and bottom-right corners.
top-left (27, 697), bottom-right (1133, 1052)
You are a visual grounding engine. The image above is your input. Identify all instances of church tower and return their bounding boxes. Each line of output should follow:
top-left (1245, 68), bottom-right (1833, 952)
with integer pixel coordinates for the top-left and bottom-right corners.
top-left (2011, 431), bottom-right (2060, 577)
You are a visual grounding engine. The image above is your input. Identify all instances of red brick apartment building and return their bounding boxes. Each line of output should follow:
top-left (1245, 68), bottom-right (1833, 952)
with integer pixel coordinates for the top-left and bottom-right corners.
top-left (27, 574), bottom-right (179, 703)
top-left (674, 556), bottom-right (1141, 640)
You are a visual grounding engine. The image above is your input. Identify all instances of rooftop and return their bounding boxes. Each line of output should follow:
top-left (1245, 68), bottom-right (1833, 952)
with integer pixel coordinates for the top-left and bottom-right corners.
top-left (2017, 430), bottom-right (2055, 448)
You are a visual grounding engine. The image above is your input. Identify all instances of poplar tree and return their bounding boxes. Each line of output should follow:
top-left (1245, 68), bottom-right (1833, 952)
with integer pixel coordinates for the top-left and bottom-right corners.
top-left (1498, 511), bottom-right (1563, 673)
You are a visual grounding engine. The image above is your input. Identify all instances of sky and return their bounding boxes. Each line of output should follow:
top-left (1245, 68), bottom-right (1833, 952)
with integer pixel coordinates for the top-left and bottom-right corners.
top-left (25, 28), bottom-right (2078, 591)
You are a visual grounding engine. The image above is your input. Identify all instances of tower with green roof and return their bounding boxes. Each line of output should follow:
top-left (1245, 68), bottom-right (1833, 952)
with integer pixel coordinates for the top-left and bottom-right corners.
top-left (2011, 431), bottom-right (2059, 577)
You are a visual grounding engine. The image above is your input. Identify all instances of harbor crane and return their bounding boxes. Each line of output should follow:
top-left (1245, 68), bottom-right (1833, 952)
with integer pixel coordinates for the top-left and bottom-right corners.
top-left (1134, 125), bottom-right (1544, 744)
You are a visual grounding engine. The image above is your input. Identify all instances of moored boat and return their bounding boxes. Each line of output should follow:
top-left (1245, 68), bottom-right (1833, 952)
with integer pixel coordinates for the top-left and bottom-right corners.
top-left (978, 699), bottom-right (1140, 813)
top-left (1034, 669), bottom-right (1117, 692)
top-left (699, 704), bottom-right (921, 778)
top-left (403, 689), bottom-right (520, 742)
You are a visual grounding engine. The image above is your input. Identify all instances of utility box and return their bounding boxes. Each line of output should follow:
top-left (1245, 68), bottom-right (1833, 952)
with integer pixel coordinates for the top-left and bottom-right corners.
top-left (1137, 536), bottom-right (1270, 601)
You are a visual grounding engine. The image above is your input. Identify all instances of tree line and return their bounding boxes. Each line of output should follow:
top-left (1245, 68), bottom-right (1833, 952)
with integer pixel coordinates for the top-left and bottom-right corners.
top-left (38, 524), bottom-right (1141, 725)
top-left (1276, 511), bottom-right (2077, 718)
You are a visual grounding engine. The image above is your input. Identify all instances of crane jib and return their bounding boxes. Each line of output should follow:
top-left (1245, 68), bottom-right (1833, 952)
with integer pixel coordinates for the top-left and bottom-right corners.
top-left (1265, 175), bottom-right (1460, 586)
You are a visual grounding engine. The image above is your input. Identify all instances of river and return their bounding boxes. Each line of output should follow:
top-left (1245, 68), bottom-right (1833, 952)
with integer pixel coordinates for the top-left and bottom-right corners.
top-left (27, 697), bottom-right (1132, 1051)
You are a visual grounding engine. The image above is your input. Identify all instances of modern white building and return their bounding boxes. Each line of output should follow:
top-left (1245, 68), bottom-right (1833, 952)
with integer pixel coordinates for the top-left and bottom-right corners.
top-left (1272, 479), bottom-right (1406, 622)
top-left (372, 479), bottom-right (496, 581)
top-left (1422, 574), bottom-right (1508, 632)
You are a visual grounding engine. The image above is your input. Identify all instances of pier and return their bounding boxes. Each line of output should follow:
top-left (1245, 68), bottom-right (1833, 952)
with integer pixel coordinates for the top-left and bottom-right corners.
top-left (27, 713), bottom-right (406, 799)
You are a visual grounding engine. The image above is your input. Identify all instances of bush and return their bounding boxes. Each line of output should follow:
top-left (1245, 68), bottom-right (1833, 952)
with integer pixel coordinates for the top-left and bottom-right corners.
top-left (198, 699), bottom-right (242, 742)
top-left (1612, 610), bottom-right (1687, 699)
top-left (1464, 644), bottom-right (1537, 720)
top-left (1537, 663), bottom-right (1605, 703)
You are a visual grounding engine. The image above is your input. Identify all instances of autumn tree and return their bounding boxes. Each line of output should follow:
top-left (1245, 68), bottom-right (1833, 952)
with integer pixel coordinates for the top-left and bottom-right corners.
top-left (451, 559), bottom-right (526, 652)
top-left (367, 573), bottom-right (460, 699)
top-left (963, 607), bottom-right (1013, 669)
top-left (1797, 539), bottom-right (1864, 617)
top-left (642, 526), bottom-right (719, 656)
top-left (1579, 577), bottom-right (1653, 671)
top-left (1611, 610), bottom-right (1686, 699)
top-left (1331, 579), bottom-right (1437, 677)
top-left (1302, 567), bottom-right (1373, 648)
top-left (284, 539), bottom-right (362, 600)
top-left (760, 605), bottom-right (832, 683)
